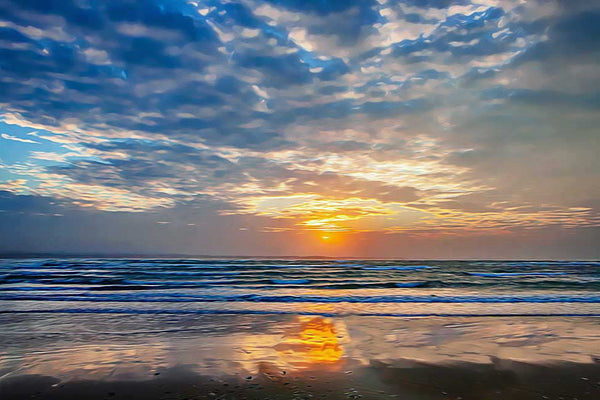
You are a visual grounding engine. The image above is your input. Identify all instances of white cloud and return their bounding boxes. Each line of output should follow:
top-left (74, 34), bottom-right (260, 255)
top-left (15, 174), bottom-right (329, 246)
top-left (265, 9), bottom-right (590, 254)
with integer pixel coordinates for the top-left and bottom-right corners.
top-left (1, 133), bottom-right (39, 144)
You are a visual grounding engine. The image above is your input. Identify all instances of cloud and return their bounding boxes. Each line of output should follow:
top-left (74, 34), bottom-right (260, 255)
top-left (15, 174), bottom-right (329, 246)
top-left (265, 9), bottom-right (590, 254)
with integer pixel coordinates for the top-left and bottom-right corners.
top-left (1, 133), bottom-right (38, 144)
top-left (0, 179), bottom-right (27, 192)
top-left (0, 0), bottom-right (598, 256)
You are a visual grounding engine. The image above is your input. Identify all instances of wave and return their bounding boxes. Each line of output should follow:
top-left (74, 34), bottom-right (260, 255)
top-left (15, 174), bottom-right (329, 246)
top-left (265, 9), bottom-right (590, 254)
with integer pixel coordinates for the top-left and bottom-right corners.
top-left (1, 277), bottom-right (598, 291)
top-left (360, 265), bottom-right (431, 271)
top-left (467, 272), bottom-right (568, 277)
top-left (1, 293), bottom-right (598, 303)
top-left (271, 279), bottom-right (311, 285)
top-left (2, 308), bottom-right (599, 318)
top-left (308, 281), bottom-right (427, 289)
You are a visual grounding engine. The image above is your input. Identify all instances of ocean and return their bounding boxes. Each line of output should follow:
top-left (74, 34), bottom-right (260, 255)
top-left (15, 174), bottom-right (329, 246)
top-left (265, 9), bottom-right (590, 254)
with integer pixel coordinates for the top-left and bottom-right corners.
top-left (1, 259), bottom-right (599, 317)
top-left (1, 259), bottom-right (599, 399)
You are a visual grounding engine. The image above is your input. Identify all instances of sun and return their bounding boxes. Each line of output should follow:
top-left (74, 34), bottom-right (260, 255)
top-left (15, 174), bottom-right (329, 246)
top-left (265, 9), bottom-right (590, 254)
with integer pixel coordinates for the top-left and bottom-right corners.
top-left (316, 232), bottom-right (344, 245)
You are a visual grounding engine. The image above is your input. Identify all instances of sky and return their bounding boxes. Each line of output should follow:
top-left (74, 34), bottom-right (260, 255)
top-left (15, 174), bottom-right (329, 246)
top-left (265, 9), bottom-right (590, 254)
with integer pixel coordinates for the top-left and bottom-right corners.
top-left (0, 0), bottom-right (599, 258)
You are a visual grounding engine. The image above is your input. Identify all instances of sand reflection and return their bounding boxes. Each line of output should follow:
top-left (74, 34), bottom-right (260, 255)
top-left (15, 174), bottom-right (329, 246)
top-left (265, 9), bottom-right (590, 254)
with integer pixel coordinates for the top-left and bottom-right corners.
top-left (8, 342), bottom-right (171, 381)
top-left (274, 317), bottom-right (345, 369)
top-left (3, 315), bottom-right (597, 385)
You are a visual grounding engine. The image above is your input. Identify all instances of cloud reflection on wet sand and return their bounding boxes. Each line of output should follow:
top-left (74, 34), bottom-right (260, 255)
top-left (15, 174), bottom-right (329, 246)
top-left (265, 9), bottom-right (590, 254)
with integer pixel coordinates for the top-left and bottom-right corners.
top-left (2, 315), bottom-right (599, 381)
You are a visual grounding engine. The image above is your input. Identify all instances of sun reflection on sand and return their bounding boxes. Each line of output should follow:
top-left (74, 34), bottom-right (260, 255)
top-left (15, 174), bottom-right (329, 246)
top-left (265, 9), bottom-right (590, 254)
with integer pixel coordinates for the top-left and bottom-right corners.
top-left (4, 314), bottom-right (599, 386)
top-left (274, 317), bottom-right (345, 369)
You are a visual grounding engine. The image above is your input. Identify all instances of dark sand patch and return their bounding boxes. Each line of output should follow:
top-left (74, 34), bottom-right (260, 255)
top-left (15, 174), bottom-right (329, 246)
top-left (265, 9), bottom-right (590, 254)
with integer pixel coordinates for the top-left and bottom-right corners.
top-left (1, 359), bottom-right (599, 400)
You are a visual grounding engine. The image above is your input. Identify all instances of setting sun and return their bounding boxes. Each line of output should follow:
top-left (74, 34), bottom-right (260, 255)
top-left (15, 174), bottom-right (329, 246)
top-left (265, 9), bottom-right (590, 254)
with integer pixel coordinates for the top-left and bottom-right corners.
top-left (318, 232), bottom-right (341, 244)
top-left (315, 232), bottom-right (347, 247)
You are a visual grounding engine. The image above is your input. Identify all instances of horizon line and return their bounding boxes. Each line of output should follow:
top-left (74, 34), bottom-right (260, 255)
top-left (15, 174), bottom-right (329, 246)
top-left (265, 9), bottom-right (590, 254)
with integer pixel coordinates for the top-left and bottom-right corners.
top-left (0, 252), bottom-right (597, 262)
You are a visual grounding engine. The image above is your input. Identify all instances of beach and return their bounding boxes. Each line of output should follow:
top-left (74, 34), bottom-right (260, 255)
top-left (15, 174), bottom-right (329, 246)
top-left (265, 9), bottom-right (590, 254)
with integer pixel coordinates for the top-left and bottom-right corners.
top-left (1, 259), bottom-right (599, 399)
top-left (2, 0), bottom-right (599, 398)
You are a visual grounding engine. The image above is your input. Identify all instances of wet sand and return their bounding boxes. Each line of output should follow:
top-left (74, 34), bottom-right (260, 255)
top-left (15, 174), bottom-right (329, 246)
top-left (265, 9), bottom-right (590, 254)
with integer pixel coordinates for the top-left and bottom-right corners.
top-left (1, 314), bottom-right (599, 399)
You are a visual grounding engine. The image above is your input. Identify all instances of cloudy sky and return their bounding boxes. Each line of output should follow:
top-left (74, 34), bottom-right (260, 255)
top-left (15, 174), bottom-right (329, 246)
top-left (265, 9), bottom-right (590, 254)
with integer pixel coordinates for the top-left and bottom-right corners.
top-left (0, 0), bottom-right (599, 258)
